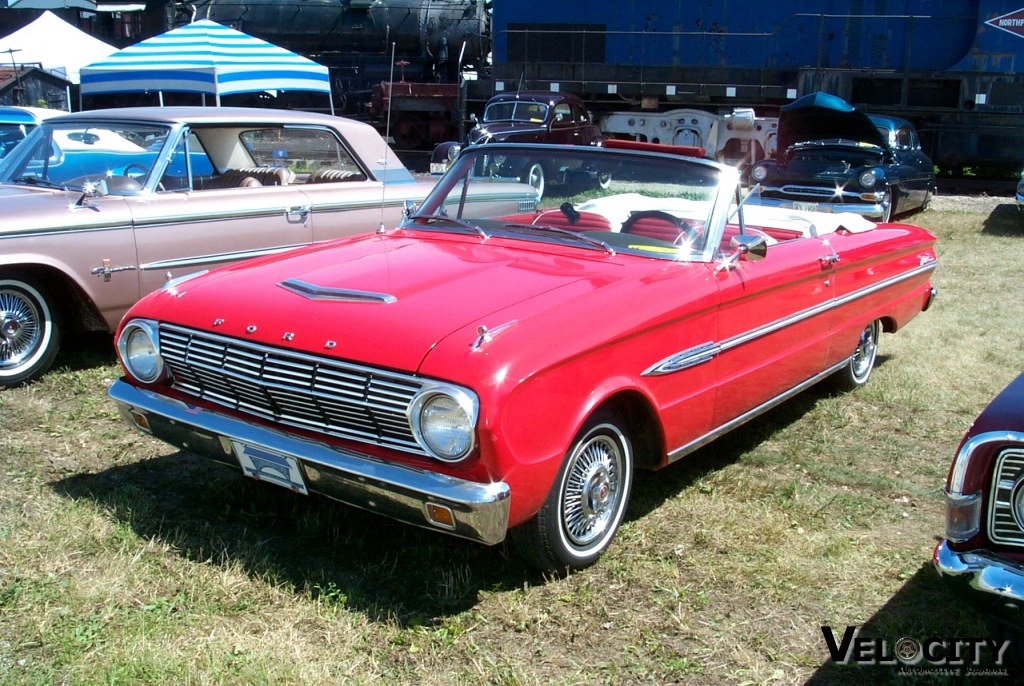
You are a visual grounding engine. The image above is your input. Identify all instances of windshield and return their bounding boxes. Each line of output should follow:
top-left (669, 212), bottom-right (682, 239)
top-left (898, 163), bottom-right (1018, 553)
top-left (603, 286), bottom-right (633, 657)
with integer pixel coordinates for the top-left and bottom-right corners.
top-left (483, 101), bottom-right (550, 124)
top-left (0, 121), bottom-right (172, 192)
top-left (408, 145), bottom-right (731, 262)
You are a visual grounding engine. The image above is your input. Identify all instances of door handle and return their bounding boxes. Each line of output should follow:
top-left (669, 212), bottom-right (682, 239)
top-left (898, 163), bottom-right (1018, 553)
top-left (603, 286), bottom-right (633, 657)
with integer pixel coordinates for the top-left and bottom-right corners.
top-left (818, 254), bottom-right (840, 268)
top-left (286, 205), bottom-right (310, 221)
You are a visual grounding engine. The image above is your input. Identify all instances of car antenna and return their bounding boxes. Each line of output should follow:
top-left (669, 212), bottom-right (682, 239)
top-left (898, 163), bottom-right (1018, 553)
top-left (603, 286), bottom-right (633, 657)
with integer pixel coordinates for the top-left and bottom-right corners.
top-left (377, 42), bottom-right (397, 234)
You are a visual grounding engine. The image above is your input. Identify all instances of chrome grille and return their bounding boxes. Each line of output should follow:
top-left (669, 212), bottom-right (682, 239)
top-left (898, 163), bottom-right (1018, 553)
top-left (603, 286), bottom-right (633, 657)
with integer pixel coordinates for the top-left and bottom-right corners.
top-left (780, 185), bottom-right (838, 198)
top-left (988, 447), bottom-right (1024, 546)
top-left (158, 323), bottom-right (426, 454)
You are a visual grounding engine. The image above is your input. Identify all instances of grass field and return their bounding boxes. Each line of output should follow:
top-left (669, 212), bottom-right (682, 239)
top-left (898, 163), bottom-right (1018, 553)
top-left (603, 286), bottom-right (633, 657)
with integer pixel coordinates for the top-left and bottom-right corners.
top-left (1, 194), bottom-right (1022, 685)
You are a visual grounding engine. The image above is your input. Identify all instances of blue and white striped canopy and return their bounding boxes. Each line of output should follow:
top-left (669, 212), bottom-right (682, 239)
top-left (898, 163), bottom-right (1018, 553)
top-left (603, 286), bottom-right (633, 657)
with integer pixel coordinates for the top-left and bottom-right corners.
top-left (79, 20), bottom-right (331, 103)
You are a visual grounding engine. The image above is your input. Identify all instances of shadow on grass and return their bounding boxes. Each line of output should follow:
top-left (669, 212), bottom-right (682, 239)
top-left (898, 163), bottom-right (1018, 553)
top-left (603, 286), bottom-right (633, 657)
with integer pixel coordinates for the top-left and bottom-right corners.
top-left (805, 565), bottom-right (1016, 685)
top-left (48, 363), bottom-right (882, 628)
top-left (50, 331), bottom-right (117, 374)
top-left (981, 203), bottom-right (1022, 238)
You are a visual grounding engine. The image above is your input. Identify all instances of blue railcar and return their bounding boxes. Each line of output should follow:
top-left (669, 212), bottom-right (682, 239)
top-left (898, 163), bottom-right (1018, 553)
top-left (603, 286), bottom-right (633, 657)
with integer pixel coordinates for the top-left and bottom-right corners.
top-left (489, 0), bottom-right (1024, 174)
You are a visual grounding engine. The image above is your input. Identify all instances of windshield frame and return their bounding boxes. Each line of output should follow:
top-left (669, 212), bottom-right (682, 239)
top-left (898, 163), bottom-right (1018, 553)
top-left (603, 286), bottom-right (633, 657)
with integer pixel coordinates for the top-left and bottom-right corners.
top-left (0, 118), bottom-right (183, 195)
top-left (407, 142), bottom-right (738, 263)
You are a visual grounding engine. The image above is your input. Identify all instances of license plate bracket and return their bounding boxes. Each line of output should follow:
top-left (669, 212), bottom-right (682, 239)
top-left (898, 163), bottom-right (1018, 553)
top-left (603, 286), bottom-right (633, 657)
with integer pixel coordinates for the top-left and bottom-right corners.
top-left (232, 441), bottom-right (309, 495)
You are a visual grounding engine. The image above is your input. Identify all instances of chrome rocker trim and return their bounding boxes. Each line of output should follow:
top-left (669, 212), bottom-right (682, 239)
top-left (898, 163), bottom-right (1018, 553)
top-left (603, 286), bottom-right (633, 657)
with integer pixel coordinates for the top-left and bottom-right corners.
top-left (108, 380), bottom-right (511, 545)
top-left (933, 539), bottom-right (1024, 608)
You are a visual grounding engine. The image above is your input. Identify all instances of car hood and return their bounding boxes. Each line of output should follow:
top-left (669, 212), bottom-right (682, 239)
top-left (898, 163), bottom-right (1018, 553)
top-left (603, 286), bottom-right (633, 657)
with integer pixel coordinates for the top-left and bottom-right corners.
top-left (777, 92), bottom-right (885, 152)
top-left (139, 232), bottom-right (632, 373)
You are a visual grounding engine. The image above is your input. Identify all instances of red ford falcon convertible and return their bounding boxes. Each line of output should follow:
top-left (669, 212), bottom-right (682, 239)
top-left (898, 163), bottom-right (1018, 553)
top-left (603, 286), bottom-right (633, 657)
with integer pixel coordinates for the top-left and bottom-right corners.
top-left (109, 141), bottom-right (938, 571)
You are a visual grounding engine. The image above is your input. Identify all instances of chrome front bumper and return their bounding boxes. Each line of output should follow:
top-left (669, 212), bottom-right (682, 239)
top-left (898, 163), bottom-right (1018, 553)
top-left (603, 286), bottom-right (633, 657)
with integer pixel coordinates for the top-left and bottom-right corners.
top-left (109, 380), bottom-right (511, 545)
top-left (749, 186), bottom-right (884, 219)
top-left (933, 540), bottom-right (1024, 618)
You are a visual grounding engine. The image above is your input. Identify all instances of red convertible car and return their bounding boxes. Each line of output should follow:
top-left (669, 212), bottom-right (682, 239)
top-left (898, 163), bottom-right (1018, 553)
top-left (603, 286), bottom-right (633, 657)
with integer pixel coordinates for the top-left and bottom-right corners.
top-left (109, 141), bottom-right (938, 571)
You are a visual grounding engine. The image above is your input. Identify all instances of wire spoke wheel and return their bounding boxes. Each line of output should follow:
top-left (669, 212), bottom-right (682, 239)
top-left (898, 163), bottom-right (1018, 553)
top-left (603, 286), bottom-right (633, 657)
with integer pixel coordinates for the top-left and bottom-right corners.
top-left (561, 433), bottom-right (625, 547)
top-left (510, 412), bottom-right (634, 571)
top-left (0, 278), bottom-right (60, 386)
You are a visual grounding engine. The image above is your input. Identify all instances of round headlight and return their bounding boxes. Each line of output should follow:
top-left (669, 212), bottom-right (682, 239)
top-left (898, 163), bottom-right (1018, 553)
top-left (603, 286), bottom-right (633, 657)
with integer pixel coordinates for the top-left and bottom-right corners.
top-left (447, 144), bottom-right (461, 163)
top-left (750, 165), bottom-right (768, 183)
top-left (859, 170), bottom-right (879, 188)
top-left (410, 387), bottom-right (477, 461)
top-left (117, 320), bottom-right (164, 383)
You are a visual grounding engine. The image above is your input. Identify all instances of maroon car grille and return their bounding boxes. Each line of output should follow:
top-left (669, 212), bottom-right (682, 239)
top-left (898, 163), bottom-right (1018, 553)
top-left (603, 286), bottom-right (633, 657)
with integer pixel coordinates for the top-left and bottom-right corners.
top-left (158, 323), bottom-right (426, 455)
top-left (988, 447), bottom-right (1024, 547)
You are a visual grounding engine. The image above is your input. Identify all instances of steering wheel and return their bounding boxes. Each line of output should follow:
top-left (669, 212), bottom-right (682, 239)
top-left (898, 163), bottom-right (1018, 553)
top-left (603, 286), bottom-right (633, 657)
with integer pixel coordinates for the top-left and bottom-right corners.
top-left (621, 210), bottom-right (699, 245)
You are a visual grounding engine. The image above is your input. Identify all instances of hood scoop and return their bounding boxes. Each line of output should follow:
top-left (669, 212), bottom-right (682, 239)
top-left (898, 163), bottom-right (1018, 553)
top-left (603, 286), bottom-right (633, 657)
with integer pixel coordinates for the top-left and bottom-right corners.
top-left (278, 278), bottom-right (397, 304)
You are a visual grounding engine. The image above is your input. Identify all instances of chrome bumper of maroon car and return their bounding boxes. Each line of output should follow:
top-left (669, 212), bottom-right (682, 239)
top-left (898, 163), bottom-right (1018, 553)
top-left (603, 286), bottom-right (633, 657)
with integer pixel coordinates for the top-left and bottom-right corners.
top-left (933, 540), bottom-right (1024, 614)
top-left (109, 379), bottom-right (511, 546)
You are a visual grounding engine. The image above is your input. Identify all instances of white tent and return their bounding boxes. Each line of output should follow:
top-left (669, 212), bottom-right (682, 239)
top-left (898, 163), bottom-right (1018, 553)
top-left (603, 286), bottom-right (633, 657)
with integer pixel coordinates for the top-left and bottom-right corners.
top-left (80, 19), bottom-right (333, 111)
top-left (0, 11), bottom-right (117, 85)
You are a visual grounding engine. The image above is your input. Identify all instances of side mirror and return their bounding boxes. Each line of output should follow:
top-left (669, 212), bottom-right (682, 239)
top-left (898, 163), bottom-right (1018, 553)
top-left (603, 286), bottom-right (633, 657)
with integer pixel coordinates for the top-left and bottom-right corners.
top-left (717, 233), bottom-right (768, 271)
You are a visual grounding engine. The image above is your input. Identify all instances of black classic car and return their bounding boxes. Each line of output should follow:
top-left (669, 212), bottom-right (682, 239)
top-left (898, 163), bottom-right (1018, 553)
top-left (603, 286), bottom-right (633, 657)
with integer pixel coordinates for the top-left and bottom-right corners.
top-left (748, 92), bottom-right (936, 222)
top-left (934, 373), bottom-right (1024, 656)
top-left (430, 91), bottom-right (605, 192)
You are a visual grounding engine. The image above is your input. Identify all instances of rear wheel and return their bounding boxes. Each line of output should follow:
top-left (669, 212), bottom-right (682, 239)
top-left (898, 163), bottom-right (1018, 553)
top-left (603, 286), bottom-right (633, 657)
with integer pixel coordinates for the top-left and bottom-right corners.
top-left (510, 410), bottom-right (633, 571)
top-left (832, 319), bottom-right (880, 391)
top-left (0, 276), bottom-right (61, 387)
top-left (524, 162), bottom-right (545, 197)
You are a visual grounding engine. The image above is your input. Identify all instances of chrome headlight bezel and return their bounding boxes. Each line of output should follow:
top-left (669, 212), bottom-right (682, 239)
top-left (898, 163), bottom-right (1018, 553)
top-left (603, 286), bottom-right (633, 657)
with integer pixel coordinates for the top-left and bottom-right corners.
top-left (859, 169), bottom-right (880, 189)
top-left (749, 164), bottom-right (768, 183)
top-left (117, 319), bottom-right (165, 384)
top-left (408, 383), bottom-right (479, 462)
top-left (447, 144), bottom-right (462, 163)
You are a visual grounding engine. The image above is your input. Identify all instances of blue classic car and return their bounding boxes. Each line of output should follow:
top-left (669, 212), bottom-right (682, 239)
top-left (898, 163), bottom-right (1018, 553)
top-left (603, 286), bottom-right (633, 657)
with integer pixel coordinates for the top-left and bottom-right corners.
top-left (0, 106), bottom-right (60, 159)
top-left (748, 92), bottom-right (936, 222)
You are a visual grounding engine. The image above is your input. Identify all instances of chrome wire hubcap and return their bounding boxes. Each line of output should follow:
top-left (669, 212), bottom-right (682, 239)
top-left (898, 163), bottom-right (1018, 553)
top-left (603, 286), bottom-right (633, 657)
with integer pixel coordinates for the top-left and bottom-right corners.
top-left (851, 321), bottom-right (879, 381)
top-left (0, 291), bottom-right (41, 367)
top-left (562, 434), bottom-right (622, 546)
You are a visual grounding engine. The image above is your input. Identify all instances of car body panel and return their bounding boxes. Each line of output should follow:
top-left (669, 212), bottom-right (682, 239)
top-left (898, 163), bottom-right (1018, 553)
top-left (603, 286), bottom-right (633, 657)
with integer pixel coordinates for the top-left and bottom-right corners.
top-left (109, 142), bottom-right (937, 567)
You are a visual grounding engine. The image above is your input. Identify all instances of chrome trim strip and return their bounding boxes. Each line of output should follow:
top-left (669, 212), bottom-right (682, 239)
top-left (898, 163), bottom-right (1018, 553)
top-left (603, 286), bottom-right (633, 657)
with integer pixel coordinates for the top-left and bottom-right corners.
top-left (278, 278), bottom-right (397, 303)
top-left (139, 244), bottom-right (305, 271)
top-left (643, 341), bottom-right (720, 376)
top-left (108, 380), bottom-right (511, 545)
top-left (643, 261), bottom-right (937, 378)
top-left (666, 359), bottom-right (848, 463)
top-left (0, 222), bottom-right (135, 239)
top-left (132, 207), bottom-right (308, 229)
top-left (948, 431), bottom-right (1024, 496)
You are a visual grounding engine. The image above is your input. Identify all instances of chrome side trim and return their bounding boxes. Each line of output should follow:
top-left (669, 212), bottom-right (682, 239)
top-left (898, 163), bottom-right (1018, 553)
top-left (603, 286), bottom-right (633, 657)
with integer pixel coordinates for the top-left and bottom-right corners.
top-left (643, 341), bottom-right (720, 376)
top-left (643, 261), bottom-right (938, 378)
top-left (139, 244), bottom-right (305, 272)
top-left (666, 359), bottom-right (848, 463)
top-left (0, 221), bottom-right (135, 239)
top-left (278, 278), bottom-right (397, 304)
top-left (108, 380), bottom-right (511, 545)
